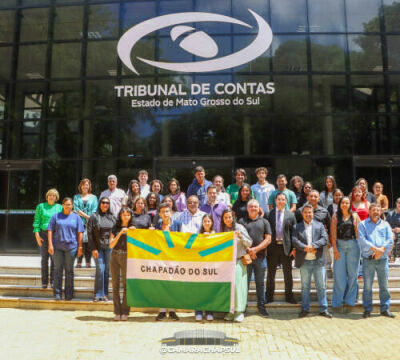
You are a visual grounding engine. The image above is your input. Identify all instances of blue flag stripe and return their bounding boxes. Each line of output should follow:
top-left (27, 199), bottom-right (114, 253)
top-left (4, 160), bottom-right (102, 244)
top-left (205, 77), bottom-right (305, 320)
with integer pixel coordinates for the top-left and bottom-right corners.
top-left (127, 237), bottom-right (162, 255)
top-left (163, 231), bottom-right (174, 248)
top-left (184, 234), bottom-right (198, 249)
top-left (198, 239), bottom-right (233, 257)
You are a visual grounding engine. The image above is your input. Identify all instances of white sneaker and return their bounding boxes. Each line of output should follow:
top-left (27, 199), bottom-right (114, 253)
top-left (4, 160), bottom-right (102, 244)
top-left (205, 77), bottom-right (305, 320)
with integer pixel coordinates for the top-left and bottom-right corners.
top-left (121, 315), bottom-right (128, 321)
top-left (234, 312), bottom-right (244, 323)
top-left (206, 314), bottom-right (214, 321)
top-left (195, 314), bottom-right (203, 321)
top-left (113, 315), bottom-right (121, 321)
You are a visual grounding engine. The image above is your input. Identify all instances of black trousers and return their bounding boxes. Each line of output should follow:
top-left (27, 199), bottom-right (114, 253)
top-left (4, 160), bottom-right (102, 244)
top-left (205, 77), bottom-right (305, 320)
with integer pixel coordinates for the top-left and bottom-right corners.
top-left (77, 242), bottom-right (92, 265)
top-left (266, 244), bottom-right (294, 301)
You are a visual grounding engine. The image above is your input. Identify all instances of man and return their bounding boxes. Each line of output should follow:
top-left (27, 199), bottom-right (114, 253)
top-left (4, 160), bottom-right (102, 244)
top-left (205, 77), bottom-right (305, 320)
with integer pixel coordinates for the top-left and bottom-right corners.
top-left (138, 169), bottom-right (150, 198)
top-left (268, 174), bottom-right (297, 212)
top-left (386, 197), bottom-right (400, 261)
top-left (266, 193), bottom-right (297, 304)
top-left (187, 166), bottom-right (212, 206)
top-left (226, 168), bottom-right (248, 205)
top-left (359, 203), bottom-right (395, 318)
top-left (251, 167), bottom-right (275, 214)
top-left (212, 175), bottom-right (231, 207)
top-left (155, 204), bottom-right (182, 321)
top-left (296, 190), bottom-right (332, 278)
top-left (292, 204), bottom-right (331, 318)
top-left (239, 199), bottom-right (272, 317)
top-left (179, 195), bottom-right (206, 233)
top-left (99, 175), bottom-right (126, 218)
top-left (200, 186), bottom-right (227, 232)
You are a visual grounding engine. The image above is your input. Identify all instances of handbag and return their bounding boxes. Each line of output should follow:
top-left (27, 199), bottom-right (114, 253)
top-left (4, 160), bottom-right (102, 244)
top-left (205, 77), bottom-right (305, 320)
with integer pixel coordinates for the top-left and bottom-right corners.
top-left (241, 253), bottom-right (252, 265)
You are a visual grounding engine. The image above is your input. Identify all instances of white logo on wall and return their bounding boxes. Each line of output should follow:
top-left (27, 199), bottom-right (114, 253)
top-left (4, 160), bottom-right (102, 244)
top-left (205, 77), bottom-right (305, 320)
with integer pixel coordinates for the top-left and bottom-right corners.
top-left (117, 9), bottom-right (273, 75)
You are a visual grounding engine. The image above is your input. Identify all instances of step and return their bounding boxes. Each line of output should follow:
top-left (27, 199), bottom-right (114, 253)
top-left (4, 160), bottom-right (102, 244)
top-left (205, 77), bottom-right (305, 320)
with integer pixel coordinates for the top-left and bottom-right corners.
top-left (247, 288), bottom-right (400, 301)
top-left (1, 295), bottom-right (399, 312)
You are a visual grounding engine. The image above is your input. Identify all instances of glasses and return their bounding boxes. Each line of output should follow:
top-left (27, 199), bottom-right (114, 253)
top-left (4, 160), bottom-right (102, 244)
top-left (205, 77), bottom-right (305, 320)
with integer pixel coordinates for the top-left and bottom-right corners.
top-left (101, 201), bottom-right (110, 205)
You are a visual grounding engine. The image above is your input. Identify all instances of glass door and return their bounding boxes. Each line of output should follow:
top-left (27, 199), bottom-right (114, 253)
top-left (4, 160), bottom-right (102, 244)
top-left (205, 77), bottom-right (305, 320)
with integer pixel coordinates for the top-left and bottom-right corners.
top-left (0, 161), bottom-right (41, 253)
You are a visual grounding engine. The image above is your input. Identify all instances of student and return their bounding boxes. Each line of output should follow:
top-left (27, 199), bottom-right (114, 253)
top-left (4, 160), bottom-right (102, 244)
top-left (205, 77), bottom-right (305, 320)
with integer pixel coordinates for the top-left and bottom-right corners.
top-left (187, 166), bottom-right (212, 206)
top-left (226, 168), bottom-right (250, 205)
top-left (212, 175), bottom-right (231, 206)
top-left (138, 170), bottom-right (150, 198)
top-left (150, 179), bottom-right (164, 201)
top-left (167, 178), bottom-right (187, 212)
top-left (126, 179), bottom-right (141, 210)
top-left (320, 176), bottom-right (337, 208)
top-left (251, 167), bottom-right (275, 213)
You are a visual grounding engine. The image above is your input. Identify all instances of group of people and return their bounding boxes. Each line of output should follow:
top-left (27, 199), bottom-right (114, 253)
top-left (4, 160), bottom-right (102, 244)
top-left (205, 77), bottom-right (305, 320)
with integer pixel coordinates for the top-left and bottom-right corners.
top-left (32, 166), bottom-right (400, 321)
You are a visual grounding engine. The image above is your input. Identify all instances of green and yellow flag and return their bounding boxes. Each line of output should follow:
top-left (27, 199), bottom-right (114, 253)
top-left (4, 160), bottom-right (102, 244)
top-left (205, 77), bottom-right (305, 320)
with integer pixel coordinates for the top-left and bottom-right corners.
top-left (126, 229), bottom-right (236, 312)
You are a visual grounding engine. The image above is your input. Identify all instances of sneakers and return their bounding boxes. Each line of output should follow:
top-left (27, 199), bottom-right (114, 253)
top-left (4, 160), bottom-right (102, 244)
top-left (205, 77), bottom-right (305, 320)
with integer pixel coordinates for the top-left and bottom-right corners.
top-left (156, 312), bottom-right (167, 321)
top-left (319, 311), bottom-right (333, 319)
top-left (298, 310), bottom-right (309, 318)
top-left (169, 311), bottom-right (179, 321)
top-left (234, 312), bottom-right (245, 323)
top-left (258, 307), bottom-right (269, 318)
top-left (114, 315), bottom-right (121, 321)
top-left (224, 312), bottom-right (234, 321)
top-left (381, 310), bottom-right (396, 318)
top-left (121, 315), bottom-right (128, 321)
top-left (206, 314), bottom-right (214, 321)
top-left (363, 311), bottom-right (371, 318)
top-left (195, 314), bottom-right (203, 321)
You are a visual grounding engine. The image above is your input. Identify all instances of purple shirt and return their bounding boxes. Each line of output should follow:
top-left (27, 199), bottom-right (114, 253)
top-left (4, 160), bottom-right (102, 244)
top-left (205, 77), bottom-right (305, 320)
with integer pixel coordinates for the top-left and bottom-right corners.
top-left (200, 202), bottom-right (227, 233)
top-left (171, 192), bottom-right (187, 212)
top-left (187, 178), bottom-right (212, 206)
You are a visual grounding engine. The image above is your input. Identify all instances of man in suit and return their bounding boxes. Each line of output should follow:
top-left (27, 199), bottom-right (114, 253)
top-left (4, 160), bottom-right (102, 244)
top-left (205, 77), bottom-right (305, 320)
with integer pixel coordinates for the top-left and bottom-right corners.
top-left (266, 193), bottom-right (297, 304)
top-left (292, 204), bottom-right (332, 318)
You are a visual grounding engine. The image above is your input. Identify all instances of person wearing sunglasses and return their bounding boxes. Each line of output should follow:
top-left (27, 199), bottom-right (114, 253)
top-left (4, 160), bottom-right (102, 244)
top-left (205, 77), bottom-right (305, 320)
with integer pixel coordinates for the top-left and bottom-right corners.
top-left (87, 197), bottom-right (116, 302)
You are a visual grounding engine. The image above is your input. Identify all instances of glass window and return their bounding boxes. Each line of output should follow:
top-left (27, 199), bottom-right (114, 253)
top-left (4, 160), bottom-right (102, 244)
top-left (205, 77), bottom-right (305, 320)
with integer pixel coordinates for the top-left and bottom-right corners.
top-left (317, 116), bottom-right (353, 155)
top-left (346, 0), bottom-right (381, 32)
top-left (308, 0), bottom-right (345, 32)
top-left (51, 43), bottom-right (81, 78)
top-left (123, 2), bottom-right (157, 31)
top-left (85, 80), bottom-right (116, 117)
top-left (272, 35), bottom-right (307, 72)
top-left (310, 35), bottom-right (346, 71)
top-left (270, 0), bottom-right (307, 33)
top-left (196, 0), bottom-right (231, 34)
top-left (387, 35), bottom-right (400, 71)
top-left (0, 123), bottom-right (4, 159)
top-left (54, 6), bottom-right (83, 40)
top-left (0, 86), bottom-right (6, 120)
top-left (48, 81), bottom-right (81, 120)
top-left (0, 46), bottom-right (12, 80)
top-left (383, 0), bottom-right (400, 32)
top-left (88, 4), bottom-right (119, 39)
top-left (272, 75), bottom-right (309, 113)
top-left (388, 75), bottom-right (400, 113)
top-left (232, 0), bottom-right (269, 34)
top-left (20, 8), bottom-right (48, 42)
top-left (9, 121), bottom-right (41, 159)
top-left (42, 160), bottom-right (78, 199)
top-left (21, 0), bottom-right (49, 4)
top-left (348, 35), bottom-right (382, 71)
top-left (45, 120), bottom-right (79, 159)
top-left (23, 93), bottom-right (43, 121)
top-left (120, 37), bottom-right (156, 76)
top-left (17, 44), bottom-right (47, 80)
top-left (86, 40), bottom-right (117, 77)
top-left (0, 11), bottom-right (15, 43)
top-left (233, 35), bottom-right (271, 73)
top-left (351, 75), bottom-right (385, 113)
top-left (312, 76), bottom-right (348, 113)
top-left (0, 0), bottom-right (16, 7)
top-left (14, 83), bottom-right (46, 121)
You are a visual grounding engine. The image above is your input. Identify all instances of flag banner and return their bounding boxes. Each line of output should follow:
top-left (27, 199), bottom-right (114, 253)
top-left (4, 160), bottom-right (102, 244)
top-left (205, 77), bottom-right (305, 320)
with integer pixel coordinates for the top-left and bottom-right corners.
top-left (126, 229), bottom-right (236, 312)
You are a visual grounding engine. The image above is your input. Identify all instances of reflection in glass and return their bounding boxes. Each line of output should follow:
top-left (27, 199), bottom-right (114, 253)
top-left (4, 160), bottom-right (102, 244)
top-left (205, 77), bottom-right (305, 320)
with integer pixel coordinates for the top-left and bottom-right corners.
top-left (308, 0), bottom-right (345, 32)
top-left (23, 93), bottom-right (43, 121)
top-left (383, 1), bottom-right (400, 32)
top-left (17, 44), bottom-right (47, 80)
top-left (270, 0), bottom-right (306, 32)
top-left (88, 4), bottom-right (119, 38)
top-left (0, 10), bottom-right (15, 42)
top-left (49, 81), bottom-right (81, 120)
top-left (346, 0), bottom-right (381, 32)
top-left (272, 36), bottom-right (307, 72)
top-left (54, 6), bottom-right (83, 40)
top-left (312, 76), bottom-right (348, 113)
top-left (351, 75), bottom-right (385, 113)
top-left (46, 120), bottom-right (79, 159)
top-left (0, 0), bottom-right (16, 8)
top-left (310, 35), bottom-right (346, 71)
top-left (0, 47), bottom-right (12, 80)
top-left (9, 121), bottom-right (41, 159)
top-left (123, 2), bottom-right (157, 31)
top-left (87, 40), bottom-right (118, 76)
top-left (273, 76), bottom-right (308, 113)
top-left (20, 8), bottom-right (48, 42)
top-left (387, 36), bottom-right (400, 71)
top-left (43, 160), bottom-right (77, 201)
top-left (85, 80), bottom-right (116, 117)
top-left (52, 43), bottom-right (81, 78)
top-left (348, 35), bottom-right (382, 71)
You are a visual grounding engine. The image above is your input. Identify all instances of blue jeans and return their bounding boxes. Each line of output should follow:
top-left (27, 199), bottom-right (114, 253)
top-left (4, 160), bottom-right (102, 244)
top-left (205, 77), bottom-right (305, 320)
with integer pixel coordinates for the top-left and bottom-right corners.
top-left (94, 248), bottom-right (112, 298)
top-left (300, 260), bottom-right (328, 312)
top-left (247, 257), bottom-right (267, 307)
top-left (362, 257), bottom-right (391, 312)
top-left (332, 239), bottom-right (360, 307)
top-left (53, 247), bottom-right (77, 299)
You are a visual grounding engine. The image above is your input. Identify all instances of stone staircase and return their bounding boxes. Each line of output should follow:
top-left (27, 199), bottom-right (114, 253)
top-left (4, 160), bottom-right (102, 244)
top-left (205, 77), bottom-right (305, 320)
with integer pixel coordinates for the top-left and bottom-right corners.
top-left (0, 256), bottom-right (399, 312)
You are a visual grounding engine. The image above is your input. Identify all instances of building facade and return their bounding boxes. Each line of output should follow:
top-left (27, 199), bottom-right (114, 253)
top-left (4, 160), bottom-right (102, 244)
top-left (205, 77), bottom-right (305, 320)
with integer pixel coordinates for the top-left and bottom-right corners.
top-left (0, 0), bottom-right (399, 252)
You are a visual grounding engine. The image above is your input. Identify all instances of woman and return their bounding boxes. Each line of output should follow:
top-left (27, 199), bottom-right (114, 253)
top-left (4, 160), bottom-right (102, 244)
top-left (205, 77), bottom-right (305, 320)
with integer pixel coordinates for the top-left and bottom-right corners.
top-left (150, 179), bottom-right (164, 201)
top-left (355, 178), bottom-right (376, 203)
top-left (48, 197), bottom-right (84, 300)
top-left (232, 184), bottom-right (253, 221)
top-left (351, 186), bottom-right (369, 221)
top-left (126, 179), bottom-right (141, 210)
top-left (195, 214), bottom-right (216, 322)
top-left (213, 175), bottom-right (231, 207)
top-left (33, 188), bottom-right (63, 289)
top-left (327, 188), bottom-right (344, 217)
top-left (146, 192), bottom-right (160, 223)
top-left (297, 182), bottom-right (312, 209)
top-left (87, 197), bottom-right (116, 302)
top-left (109, 207), bottom-right (135, 321)
top-left (167, 178), bottom-right (187, 212)
top-left (289, 175), bottom-right (304, 205)
top-left (320, 175), bottom-right (337, 208)
top-left (221, 209), bottom-right (252, 322)
top-left (132, 197), bottom-right (153, 229)
top-left (73, 179), bottom-right (98, 268)
top-left (330, 197), bottom-right (361, 311)
top-left (373, 182), bottom-right (389, 213)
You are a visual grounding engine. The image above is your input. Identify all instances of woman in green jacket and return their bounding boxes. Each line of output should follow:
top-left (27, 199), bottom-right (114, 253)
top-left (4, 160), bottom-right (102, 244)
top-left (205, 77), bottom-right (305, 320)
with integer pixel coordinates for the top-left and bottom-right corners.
top-left (33, 188), bottom-right (62, 288)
